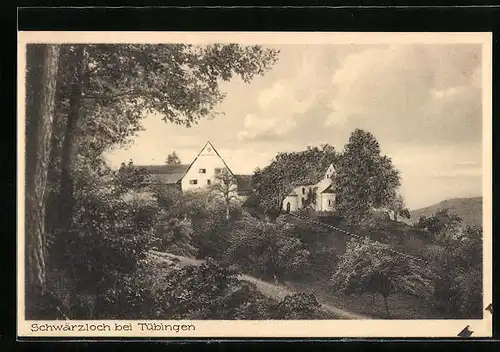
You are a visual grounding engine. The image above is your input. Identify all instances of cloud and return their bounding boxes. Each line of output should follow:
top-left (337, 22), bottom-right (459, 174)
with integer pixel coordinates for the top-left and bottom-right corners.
top-left (257, 82), bottom-right (285, 108)
top-left (236, 45), bottom-right (352, 143)
top-left (325, 44), bottom-right (482, 147)
top-left (237, 113), bottom-right (297, 142)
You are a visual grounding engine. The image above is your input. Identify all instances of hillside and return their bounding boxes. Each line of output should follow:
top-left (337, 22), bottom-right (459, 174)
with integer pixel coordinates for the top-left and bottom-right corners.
top-left (410, 196), bottom-right (483, 228)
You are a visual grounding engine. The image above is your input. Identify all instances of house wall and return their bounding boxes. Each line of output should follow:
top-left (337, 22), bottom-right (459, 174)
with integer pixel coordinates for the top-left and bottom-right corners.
top-left (281, 185), bottom-right (313, 211)
top-left (181, 143), bottom-right (232, 192)
top-left (295, 185), bottom-right (312, 209)
top-left (282, 195), bottom-right (299, 212)
top-left (320, 193), bottom-right (336, 212)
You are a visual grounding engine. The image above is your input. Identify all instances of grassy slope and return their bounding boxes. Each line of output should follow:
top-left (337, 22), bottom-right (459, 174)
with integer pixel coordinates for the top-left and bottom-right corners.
top-left (148, 251), bottom-right (343, 319)
top-left (287, 215), bottom-right (439, 319)
top-left (410, 196), bottom-right (483, 228)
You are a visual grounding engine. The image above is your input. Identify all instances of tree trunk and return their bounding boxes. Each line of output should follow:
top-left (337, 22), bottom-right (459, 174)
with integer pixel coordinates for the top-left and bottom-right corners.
top-left (383, 295), bottom-right (390, 319)
top-left (25, 44), bottom-right (60, 318)
top-left (58, 45), bottom-right (85, 231)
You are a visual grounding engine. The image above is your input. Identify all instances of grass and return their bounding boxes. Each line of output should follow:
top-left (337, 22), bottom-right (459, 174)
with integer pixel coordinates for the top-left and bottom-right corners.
top-left (284, 276), bottom-right (442, 319)
top-left (147, 251), bottom-right (341, 319)
top-left (148, 244), bottom-right (442, 320)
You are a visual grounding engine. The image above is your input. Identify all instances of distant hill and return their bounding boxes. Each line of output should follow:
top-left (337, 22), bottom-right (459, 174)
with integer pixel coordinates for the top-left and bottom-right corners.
top-left (409, 197), bottom-right (483, 228)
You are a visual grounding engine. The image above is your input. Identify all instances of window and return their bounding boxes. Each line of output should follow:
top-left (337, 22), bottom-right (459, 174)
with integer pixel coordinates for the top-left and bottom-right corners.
top-left (189, 179), bottom-right (198, 185)
top-left (207, 147), bottom-right (212, 152)
top-left (302, 187), bottom-right (306, 195)
top-left (207, 179), bottom-right (211, 185)
top-left (328, 200), bottom-right (331, 206)
top-left (199, 168), bottom-right (206, 173)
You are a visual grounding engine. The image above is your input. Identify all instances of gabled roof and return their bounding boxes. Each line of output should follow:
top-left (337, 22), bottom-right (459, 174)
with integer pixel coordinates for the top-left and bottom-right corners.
top-left (320, 184), bottom-right (335, 194)
top-left (135, 141), bottom-right (234, 185)
top-left (135, 164), bottom-right (189, 184)
top-left (136, 164), bottom-right (189, 174)
top-left (182, 141), bottom-right (235, 179)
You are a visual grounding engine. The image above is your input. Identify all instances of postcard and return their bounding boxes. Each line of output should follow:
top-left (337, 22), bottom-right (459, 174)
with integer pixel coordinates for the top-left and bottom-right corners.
top-left (17, 31), bottom-right (492, 338)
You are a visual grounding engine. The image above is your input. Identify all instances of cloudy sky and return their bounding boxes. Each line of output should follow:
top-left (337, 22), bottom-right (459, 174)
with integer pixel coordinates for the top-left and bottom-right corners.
top-left (105, 43), bottom-right (484, 209)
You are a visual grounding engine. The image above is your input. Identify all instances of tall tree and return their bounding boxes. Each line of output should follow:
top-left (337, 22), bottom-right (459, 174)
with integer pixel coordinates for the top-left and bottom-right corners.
top-left (165, 151), bottom-right (181, 165)
top-left (210, 168), bottom-right (239, 220)
top-left (336, 129), bottom-right (401, 223)
top-left (423, 224), bottom-right (482, 318)
top-left (49, 43), bottom-right (279, 233)
top-left (332, 238), bottom-right (432, 318)
top-left (25, 44), bottom-right (60, 317)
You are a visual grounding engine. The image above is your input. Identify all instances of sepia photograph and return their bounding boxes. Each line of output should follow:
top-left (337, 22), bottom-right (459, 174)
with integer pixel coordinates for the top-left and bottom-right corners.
top-left (17, 31), bottom-right (492, 338)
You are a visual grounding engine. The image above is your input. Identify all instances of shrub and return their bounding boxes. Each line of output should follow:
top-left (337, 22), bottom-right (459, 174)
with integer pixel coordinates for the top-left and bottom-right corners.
top-left (225, 214), bottom-right (311, 280)
top-left (331, 238), bottom-right (433, 318)
top-left (47, 163), bottom-right (160, 319)
top-left (273, 292), bottom-right (321, 319)
top-left (423, 225), bottom-right (483, 318)
top-left (139, 258), bottom-right (275, 319)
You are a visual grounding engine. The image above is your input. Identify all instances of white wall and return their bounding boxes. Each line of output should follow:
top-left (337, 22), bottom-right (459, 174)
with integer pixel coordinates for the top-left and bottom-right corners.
top-left (181, 142), bottom-right (231, 192)
top-left (283, 195), bottom-right (299, 212)
top-left (320, 193), bottom-right (336, 211)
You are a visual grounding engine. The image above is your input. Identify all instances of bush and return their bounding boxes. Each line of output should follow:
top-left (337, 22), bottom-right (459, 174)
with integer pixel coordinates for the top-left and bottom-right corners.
top-left (423, 225), bottom-right (483, 318)
top-left (331, 238), bottom-right (432, 318)
top-left (138, 258), bottom-right (275, 319)
top-left (47, 163), bottom-right (160, 319)
top-left (152, 188), bottom-right (243, 260)
top-left (273, 292), bottom-right (321, 319)
top-left (225, 214), bottom-right (311, 280)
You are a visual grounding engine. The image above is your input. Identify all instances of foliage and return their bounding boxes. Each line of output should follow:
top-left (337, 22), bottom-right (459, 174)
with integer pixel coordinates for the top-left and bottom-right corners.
top-left (154, 214), bottom-right (198, 257)
top-left (65, 43), bottom-right (280, 141)
top-left (252, 144), bottom-right (338, 215)
top-left (225, 215), bottom-right (311, 280)
top-left (385, 191), bottom-right (411, 220)
top-left (210, 168), bottom-right (239, 220)
top-left (46, 42), bottom-right (279, 232)
top-left (423, 224), bottom-right (482, 318)
top-left (165, 151), bottom-right (181, 165)
top-left (335, 129), bottom-right (401, 223)
top-left (48, 43), bottom-right (279, 221)
top-left (49, 164), bottom-right (159, 295)
top-left (331, 238), bottom-right (432, 317)
top-left (151, 188), bottom-right (243, 259)
top-left (274, 292), bottom-right (322, 319)
top-left (114, 160), bottom-right (151, 192)
top-left (141, 258), bottom-right (275, 319)
top-left (37, 43), bottom-right (279, 319)
top-left (415, 207), bottom-right (463, 240)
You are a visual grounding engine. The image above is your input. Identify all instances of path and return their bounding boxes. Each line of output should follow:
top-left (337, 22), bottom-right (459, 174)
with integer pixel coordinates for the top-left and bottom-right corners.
top-left (238, 274), bottom-right (368, 319)
top-left (148, 250), bottom-right (369, 320)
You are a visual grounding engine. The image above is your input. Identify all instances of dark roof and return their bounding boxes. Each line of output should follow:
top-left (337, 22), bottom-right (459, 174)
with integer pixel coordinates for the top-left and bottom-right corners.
top-left (136, 164), bottom-right (189, 184)
top-left (321, 184), bottom-right (335, 194)
top-left (234, 174), bottom-right (253, 192)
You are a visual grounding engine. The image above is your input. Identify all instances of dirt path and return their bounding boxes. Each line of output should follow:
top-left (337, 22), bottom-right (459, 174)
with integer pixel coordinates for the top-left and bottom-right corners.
top-left (149, 251), bottom-right (369, 320)
top-left (238, 274), bottom-right (368, 320)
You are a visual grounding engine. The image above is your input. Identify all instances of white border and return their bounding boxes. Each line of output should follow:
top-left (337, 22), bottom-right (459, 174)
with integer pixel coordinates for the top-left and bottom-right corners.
top-left (17, 31), bottom-right (493, 338)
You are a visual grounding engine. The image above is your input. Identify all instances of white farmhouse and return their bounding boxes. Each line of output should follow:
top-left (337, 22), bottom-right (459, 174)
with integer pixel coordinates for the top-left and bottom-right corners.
top-left (136, 141), bottom-right (253, 201)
